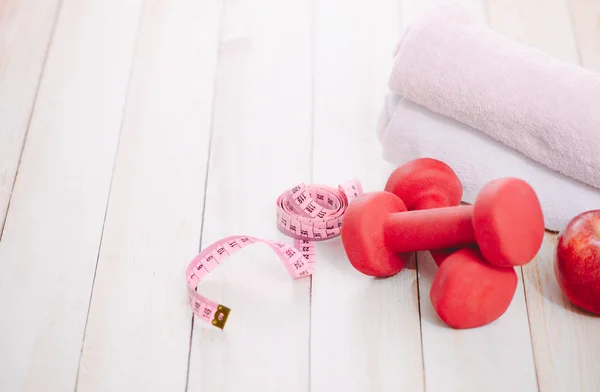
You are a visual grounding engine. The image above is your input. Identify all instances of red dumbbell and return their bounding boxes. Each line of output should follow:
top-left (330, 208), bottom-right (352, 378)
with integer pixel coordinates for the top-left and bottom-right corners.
top-left (382, 159), bottom-right (520, 328)
top-left (341, 177), bottom-right (544, 277)
top-left (342, 158), bottom-right (463, 276)
top-left (384, 158), bottom-right (463, 268)
top-left (429, 247), bottom-right (518, 329)
top-left (384, 158), bottom-right (463, 211)
top-left (428, 245), bottom-right (519, 328)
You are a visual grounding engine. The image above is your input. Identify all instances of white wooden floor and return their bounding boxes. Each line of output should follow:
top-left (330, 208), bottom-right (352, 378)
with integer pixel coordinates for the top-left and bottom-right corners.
top-left (1, 0), bottom-right (599, 391)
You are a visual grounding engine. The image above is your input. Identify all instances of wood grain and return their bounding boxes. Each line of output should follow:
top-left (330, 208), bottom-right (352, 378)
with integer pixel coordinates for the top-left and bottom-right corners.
top-left (400, 0), bottom-right (486, 24)
top-left (486, 0), bottom-right (580, 64)
top-left (310, 1), bottom-right (424, 391)
top-left (0, 0), bottom-right (597, 389)
top-left (569, 0), bottom-right (600, 72)
top-left (185, 0), bottom-right (312, 390)
top-left (523, 233), bottom-right (600, 392)
top-left (0, 0), bottom-right (61, 234)
top-left (0, 0), bottom-right (143, 390)
top-left (75, 1), bottom-right (221, 391)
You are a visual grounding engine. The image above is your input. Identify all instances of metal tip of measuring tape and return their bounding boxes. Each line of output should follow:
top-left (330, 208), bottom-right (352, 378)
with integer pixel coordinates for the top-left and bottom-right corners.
top-left (211, 305), bottom-right (231, 330)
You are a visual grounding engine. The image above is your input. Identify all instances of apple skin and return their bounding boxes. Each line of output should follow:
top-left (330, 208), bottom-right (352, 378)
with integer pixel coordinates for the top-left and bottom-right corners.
top-left (554, 210), bottom-right (600, 315)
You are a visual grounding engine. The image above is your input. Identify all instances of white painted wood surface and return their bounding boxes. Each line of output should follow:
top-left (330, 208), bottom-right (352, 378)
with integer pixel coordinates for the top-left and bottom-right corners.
top-left (186, 0), bottom-right (312, 390)
top-left (523, 233), bottom-right (600, 392)
top-left (310, 1), bottom-right (424, 391)
top-left (0, 0), bottom-right (61, 233)
top-left (486, 0), bottom-right (580, 64)
top-left (75, 1), bottom-right (220, 391)
top-left (0, 0), bottom-right (143, 390)
top-left (569, 0), bottom-right (600, 72)
top-left (0, 0), bottom-right (599, 391)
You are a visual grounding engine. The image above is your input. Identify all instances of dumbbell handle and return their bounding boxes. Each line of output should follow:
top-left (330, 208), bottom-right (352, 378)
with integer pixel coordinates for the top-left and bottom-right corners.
top-left (383, 205), bottom-right (476, 252)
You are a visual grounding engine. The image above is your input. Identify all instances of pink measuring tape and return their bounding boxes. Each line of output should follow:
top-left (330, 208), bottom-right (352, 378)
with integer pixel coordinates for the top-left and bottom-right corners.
top-left (186, 179), bottom-right (363, 329)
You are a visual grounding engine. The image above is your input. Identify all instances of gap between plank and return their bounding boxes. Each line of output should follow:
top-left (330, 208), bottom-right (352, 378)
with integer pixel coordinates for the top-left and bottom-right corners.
top-left (72, 3), bottom-right (147, 390)
top-left (183, 1), bottom-right (227, 389)
top-left (414, 252), bottom-right (427, 392)
top-left (308, 0), bottom-right (316, 390)
top-left (519, 266), bottom-right (541, 392)
top-left (0, 0), bottom-right (64, 241)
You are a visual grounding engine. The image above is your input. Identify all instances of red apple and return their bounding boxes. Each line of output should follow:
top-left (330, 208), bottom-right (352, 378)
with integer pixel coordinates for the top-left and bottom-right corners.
top-left (554, 210), bottom-right (600, 315)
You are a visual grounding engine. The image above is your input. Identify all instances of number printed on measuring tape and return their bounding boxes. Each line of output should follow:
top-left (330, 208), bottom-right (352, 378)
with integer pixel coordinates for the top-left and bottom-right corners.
top-left (276, 180), bottom-right (363, 241)
top-left (186, 179), bottom-right (363, 330)
top-left (186, 235), bottom-right (312, 329)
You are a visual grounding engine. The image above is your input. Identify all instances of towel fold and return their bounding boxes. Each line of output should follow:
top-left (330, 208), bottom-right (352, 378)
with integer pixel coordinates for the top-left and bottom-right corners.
top-left (388, 2), bottom-right (600, 190)
top-left (377, 92), bottom-right (600, 232)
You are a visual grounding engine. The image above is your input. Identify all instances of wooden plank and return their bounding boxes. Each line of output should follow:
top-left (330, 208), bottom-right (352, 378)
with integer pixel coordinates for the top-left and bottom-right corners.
top-left (0, 1), bottom-right (143, 390)
top-left (486, 0), bottom-right (580, 64)
top-left (310, 1), bottom-right (424, 391)
top-left (523, 232), bottom-right (600, 392)
top-left (185, 0), bottom-right (313, 390)
top-left (0, 0), bottom-right (61, 233)
top-left (400, 0), bottom-right (486, 23)
top-left (396, 1), bottom-right (537, 390)
top-left (74, 1), bottom-right (221, 391)
top-left (569, 0), bottom-right (600, 72)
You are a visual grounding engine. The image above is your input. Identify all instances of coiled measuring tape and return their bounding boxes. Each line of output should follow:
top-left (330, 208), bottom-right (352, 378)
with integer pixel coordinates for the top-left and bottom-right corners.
top-left (186, 179), bottom-right (363, 329)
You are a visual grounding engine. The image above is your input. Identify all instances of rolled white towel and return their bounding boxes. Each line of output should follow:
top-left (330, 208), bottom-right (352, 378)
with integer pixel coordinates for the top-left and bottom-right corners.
top-left (377, 93), bottom-right (600, 232)
top-left (388, 2), bottom-right (600, 191)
